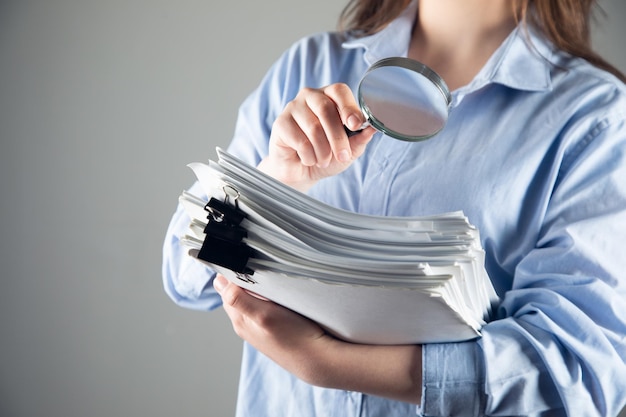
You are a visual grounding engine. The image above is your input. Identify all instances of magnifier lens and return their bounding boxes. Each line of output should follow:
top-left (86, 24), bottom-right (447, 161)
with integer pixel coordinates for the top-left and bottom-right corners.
top-left (355, 58), bottom-right (451, 142)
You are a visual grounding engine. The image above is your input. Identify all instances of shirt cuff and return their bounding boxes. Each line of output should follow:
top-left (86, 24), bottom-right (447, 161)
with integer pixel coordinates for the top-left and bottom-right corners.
top-left (419, 341), bottom-right (485, 416)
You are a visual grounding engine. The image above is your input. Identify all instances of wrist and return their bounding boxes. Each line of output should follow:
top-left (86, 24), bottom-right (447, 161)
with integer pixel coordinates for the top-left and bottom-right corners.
top-left (256, 157), bottom-right (317, 192)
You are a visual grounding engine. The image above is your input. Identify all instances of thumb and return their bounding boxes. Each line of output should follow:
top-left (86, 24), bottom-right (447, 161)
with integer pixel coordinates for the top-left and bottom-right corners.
top-left (214, 274), bottom-right (270, 316)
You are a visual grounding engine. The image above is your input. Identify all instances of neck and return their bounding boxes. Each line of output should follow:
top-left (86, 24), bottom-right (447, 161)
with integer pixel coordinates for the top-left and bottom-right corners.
top-left (408, 0), bottom-right (517, 90)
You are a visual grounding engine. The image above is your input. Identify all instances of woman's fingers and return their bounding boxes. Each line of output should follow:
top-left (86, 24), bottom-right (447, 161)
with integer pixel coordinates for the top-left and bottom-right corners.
top-left (272, 84), bottom-right (365, 167)
top-left (272, 109), bottom-right (319, 166)
top-left (323, 83), bottom-right (364, 129)
top-left (213, 274), bottom-right (326, 353)
top-left (321, 83), bottom-right (365, 162)
top-left (261, 83), bottom-right (375, 190)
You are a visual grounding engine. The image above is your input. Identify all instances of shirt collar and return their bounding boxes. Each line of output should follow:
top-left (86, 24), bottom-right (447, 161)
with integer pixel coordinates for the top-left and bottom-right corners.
top-left (466, 25), bottom-right (554, 94)
top-left (342, 0), bottom-right (553, 94)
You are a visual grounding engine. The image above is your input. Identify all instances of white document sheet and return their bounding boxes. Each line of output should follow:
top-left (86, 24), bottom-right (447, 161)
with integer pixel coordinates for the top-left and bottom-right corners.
top-left (178, 148), bottom-right (499, 344)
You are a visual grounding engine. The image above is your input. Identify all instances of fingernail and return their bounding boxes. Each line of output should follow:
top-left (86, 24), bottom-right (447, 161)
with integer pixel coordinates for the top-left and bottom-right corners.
top-left (338, 149), bottom-right (351, 162)
top-left (213, 274), bottom-right (226, 292)
top-left (347, 114), bottom-right (361, 130)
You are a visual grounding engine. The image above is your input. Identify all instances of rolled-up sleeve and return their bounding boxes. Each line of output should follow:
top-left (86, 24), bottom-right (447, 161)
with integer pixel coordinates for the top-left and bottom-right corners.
top-left (420, 110), bottom-right (626, 416)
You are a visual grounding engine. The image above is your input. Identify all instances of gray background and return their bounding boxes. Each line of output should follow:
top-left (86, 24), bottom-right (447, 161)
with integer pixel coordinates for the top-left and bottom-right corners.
top-left (0, 1), bottom-right (624, 416)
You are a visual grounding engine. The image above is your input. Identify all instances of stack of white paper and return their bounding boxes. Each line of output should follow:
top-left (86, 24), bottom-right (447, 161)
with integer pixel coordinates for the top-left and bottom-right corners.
top-left (179, 148), bottom-right (499, 345)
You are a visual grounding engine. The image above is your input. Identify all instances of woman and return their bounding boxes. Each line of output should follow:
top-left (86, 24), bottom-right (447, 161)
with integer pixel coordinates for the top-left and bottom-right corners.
top-left (163, 0), bottom-right (626, 415)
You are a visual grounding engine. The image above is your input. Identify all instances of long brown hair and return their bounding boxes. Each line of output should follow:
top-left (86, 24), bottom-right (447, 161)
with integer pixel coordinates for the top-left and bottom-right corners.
top-left (339, 0), bottom-right (626, 82)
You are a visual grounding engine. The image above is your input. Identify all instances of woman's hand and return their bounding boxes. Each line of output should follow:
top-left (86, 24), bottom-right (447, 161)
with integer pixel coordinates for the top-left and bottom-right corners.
top-left (213, 274), bottom-right (423, 404)
top-left (214, 274), bottom-right (329, 380)
top-left (257, 83), bottom-right (376, 191)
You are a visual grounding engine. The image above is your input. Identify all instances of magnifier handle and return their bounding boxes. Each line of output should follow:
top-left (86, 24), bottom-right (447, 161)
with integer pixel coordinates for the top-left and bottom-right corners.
top-left (344, 121), bottom-right (370, 137)
top-left (344, 126), bottom-right (362, 137)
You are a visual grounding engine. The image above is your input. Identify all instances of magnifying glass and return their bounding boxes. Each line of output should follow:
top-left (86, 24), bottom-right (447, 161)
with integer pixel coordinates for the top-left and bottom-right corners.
top-left (345, 57), bottom-right (451, 142)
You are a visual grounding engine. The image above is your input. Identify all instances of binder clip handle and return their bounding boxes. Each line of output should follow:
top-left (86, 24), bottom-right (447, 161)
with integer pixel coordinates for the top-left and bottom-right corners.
top-left (199, 189), bottom-right (252, 274)
top-left (205, 197), bottom-right (246, 225)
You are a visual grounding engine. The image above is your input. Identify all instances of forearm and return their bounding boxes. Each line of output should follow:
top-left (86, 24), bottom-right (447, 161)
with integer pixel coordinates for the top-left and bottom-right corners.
top-left (214, 274), bottom-right (423, 404)
top-left (304, 337), bottom-right (423, 404)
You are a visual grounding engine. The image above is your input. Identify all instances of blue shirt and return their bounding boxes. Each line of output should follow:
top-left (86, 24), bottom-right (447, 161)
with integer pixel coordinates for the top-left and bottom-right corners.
top-left (162, 1), bottom-right (626, 415)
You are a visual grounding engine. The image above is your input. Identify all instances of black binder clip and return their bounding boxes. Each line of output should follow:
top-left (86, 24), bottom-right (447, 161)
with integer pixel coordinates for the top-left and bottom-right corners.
top-left (197, 187), bottom-right (254, 275)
